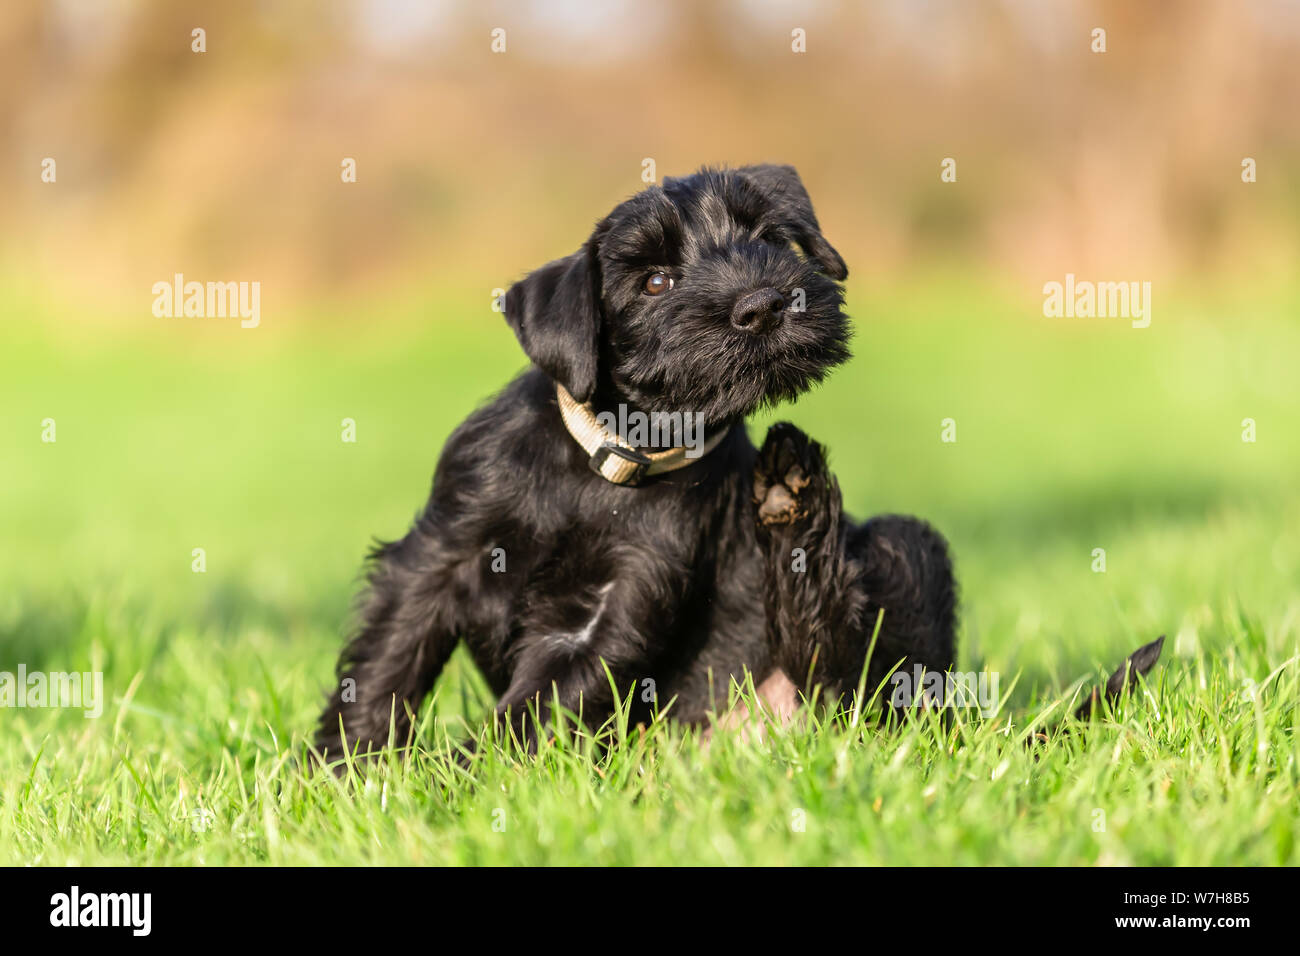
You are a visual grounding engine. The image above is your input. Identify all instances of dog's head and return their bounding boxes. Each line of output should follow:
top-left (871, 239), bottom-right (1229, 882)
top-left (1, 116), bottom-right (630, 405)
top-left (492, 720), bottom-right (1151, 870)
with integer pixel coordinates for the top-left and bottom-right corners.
top-left (504, 165), bottom-right (851, 424)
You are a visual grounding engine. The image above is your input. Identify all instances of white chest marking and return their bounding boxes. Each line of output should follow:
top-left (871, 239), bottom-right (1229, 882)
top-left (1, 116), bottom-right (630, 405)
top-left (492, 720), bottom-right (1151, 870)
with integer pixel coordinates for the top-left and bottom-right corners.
top-left (550, 582), bottom-right (615, 650)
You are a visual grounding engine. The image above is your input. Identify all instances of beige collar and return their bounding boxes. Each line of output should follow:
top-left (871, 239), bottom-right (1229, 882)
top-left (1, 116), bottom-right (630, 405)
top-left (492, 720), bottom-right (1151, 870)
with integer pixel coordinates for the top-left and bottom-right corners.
top-left (556, 385), bottom-right (729, 486)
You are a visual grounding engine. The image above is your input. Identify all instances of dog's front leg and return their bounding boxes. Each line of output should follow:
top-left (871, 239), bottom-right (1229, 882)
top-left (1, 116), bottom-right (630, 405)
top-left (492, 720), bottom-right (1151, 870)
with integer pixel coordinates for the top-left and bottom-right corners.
top-left (486, 650), bottom-right (640, 754)
top-left (482, 579), bottom-right (659, 754)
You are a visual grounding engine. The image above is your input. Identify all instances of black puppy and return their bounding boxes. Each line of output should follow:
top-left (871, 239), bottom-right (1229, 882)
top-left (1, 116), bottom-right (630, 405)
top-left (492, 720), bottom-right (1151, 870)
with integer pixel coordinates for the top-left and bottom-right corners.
top-left (313, 165), bottom-right (956, 759)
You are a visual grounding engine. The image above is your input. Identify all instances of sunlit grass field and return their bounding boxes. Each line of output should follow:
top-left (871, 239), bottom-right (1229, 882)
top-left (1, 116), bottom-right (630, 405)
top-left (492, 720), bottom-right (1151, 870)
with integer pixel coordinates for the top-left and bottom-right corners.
top-left (2, 276), bottom-right (1298, 865)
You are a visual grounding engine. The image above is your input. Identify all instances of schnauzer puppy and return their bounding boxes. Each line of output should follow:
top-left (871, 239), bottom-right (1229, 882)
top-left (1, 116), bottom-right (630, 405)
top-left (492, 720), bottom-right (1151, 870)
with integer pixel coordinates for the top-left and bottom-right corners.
top-left (314, 164), bottom-right (958, 760)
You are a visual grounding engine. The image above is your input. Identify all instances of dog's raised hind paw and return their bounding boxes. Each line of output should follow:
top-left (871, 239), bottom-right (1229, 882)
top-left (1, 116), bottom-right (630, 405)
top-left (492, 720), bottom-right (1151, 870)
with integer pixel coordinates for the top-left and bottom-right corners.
top-left (753, 422), bottom-right (829, 527)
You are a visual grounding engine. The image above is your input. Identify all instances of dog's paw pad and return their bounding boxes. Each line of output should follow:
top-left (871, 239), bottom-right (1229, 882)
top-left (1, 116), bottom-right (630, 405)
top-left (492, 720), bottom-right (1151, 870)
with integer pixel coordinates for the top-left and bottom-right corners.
top-left (758, 483), bottom-right (801, 525)
top-left (784, 463), bottom-right (810, 493)
top-left (754, 424), bottom-right (828, 527)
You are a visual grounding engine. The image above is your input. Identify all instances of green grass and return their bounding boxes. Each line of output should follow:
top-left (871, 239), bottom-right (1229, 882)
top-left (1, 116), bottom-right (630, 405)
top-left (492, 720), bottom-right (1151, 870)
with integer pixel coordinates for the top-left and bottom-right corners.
top-left (1, 275), bottom-right (1298, 865)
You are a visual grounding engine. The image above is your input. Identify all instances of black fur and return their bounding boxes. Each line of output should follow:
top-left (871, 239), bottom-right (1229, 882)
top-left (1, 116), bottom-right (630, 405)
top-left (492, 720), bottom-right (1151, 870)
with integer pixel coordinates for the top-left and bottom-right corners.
top-left (749, 424), bottom-right (1163, 724)
top-left (752, 422), bottom-right (957, 705)
top-left (313, 165), bottom-right (950, 760)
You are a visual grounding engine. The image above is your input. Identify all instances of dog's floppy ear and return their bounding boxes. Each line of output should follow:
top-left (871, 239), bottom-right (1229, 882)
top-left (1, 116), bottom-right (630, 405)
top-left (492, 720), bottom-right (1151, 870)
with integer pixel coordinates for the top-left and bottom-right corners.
top-left (737, 164), bottom-right (848, 281)
top-left (504, 237), bottom-right (603, 403)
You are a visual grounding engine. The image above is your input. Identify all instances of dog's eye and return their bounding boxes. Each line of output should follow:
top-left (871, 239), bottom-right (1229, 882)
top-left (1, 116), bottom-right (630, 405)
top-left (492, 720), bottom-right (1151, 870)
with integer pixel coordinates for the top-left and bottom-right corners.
top-left (642, 272), bottom-right (674, 296)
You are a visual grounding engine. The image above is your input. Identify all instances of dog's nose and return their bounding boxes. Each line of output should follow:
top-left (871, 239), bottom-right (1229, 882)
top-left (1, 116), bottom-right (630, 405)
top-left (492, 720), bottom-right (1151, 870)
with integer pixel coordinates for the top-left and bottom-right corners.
top-left (730, 288), bottom-right (786, 335)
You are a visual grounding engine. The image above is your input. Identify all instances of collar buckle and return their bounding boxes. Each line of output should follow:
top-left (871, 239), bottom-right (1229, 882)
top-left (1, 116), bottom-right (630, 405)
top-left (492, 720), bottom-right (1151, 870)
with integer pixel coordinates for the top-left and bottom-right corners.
top-left (589, 442), bottom-right (652, 486)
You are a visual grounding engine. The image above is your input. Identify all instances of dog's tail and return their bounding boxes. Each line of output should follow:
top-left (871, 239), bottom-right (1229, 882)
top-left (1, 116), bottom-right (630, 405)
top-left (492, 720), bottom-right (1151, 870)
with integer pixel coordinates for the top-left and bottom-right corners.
top-left (1029, 635), bottom-right (1164, 744)
top-left (1071, 635), bottom-right (1165, 720)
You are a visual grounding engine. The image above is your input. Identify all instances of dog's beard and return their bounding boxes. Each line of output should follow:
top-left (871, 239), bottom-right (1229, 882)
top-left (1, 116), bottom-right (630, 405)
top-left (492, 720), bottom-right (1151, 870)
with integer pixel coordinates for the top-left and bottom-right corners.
top-left (607, 283), bottom-right (851, 425)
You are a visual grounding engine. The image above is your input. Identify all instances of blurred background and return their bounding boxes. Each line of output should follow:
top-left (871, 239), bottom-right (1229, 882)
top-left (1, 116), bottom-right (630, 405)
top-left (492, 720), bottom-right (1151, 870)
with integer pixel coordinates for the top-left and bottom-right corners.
top-left (4, 0), bottom-right (1300, 298)
top-left (2, 0), bottom-right (1298, 715)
